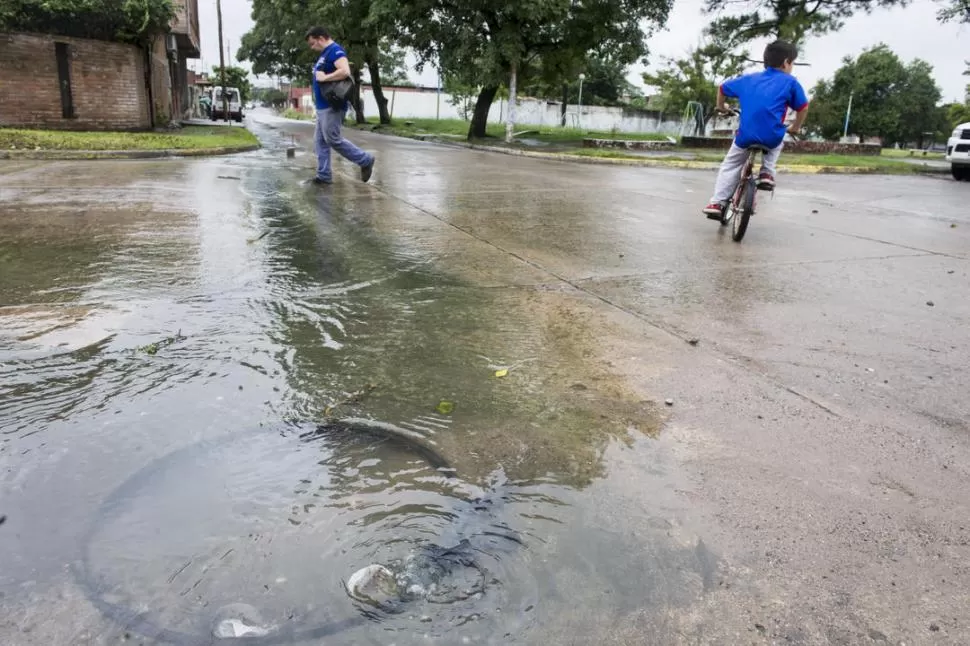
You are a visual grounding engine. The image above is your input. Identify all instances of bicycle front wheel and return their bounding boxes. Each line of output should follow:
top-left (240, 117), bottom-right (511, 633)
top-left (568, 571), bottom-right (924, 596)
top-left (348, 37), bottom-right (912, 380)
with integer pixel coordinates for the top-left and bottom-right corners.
top-left (732, 177), bottom-right (756, 242)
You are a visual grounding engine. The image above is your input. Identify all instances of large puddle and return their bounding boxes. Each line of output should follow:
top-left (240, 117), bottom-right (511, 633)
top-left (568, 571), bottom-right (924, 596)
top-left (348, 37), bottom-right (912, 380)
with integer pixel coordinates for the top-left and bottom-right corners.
top-left (0, 118), bottom-right (711, 644)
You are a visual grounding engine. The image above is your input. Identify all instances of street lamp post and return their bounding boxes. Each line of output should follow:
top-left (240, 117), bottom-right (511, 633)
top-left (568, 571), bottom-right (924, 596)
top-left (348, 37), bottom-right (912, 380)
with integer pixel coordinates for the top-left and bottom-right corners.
top-left (843, 90), bottom-right (854, 139)
top-left (577, 73), bottom-right (586, 130)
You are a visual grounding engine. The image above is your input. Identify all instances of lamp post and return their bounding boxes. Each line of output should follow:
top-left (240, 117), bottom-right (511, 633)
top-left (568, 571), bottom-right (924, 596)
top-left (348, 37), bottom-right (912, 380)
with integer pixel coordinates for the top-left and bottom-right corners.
top-left (577, 73), bottom-right (586, 130)
top-left (843, 90), bottom-right (854, 139)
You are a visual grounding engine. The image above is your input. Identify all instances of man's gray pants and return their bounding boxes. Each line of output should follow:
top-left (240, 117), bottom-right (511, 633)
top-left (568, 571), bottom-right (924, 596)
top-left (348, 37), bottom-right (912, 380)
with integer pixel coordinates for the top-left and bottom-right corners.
top-left (315, 108), bottom-right (373, 181)
top-left (710, 141), bottom-right (783, 204)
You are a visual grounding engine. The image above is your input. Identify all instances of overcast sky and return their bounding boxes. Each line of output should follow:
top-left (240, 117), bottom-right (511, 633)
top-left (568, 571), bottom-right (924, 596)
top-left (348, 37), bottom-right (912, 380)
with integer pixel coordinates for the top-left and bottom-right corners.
top-left (194, 0), bottom-right (969, 102)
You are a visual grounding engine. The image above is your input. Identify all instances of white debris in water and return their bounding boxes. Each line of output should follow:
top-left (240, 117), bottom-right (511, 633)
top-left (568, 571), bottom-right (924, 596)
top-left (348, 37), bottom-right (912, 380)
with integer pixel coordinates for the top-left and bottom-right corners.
top-left (211, 604), bottom-right (274, 639)
top-left (213, 618), bottom-right (272, 639)
top-left (347, 564), bottom-right (399, 604)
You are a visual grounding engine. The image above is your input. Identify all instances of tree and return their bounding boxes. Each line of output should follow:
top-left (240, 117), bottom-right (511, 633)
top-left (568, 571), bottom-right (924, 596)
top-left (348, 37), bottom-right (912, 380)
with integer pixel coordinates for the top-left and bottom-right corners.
top-left (211, 66), bottom-right (253, 104)
top-left (238, 0), bottom-right (402, 125)
top-left (939, 0), bottom-right (970, 22)
top-left (643, 30), bottom-right (749, 131)
top-left (0, 0), bottom-right (175, 44)
top-left (523, 56), bottom-right (641, 108)
top-left (370, 41), bottom-right (410, 86)
top-left (253, 87), bottom-right (289, 108)
top-left (391, 0), bottom-right (674, 139)
top-left (809, 45), bottom-right (944, 146)
top-left (704, 0), bottom-right (907, 45)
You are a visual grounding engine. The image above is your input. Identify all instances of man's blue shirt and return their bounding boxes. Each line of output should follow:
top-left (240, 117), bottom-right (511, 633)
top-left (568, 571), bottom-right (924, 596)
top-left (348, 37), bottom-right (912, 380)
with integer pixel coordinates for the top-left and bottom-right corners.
top-left (312, 42), bottom-right (349, 111)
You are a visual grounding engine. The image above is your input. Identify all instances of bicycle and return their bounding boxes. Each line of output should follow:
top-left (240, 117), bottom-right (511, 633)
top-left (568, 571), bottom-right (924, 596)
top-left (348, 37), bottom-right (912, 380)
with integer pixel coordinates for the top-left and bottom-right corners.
top-left (709, 108), bottom-right (798, 242)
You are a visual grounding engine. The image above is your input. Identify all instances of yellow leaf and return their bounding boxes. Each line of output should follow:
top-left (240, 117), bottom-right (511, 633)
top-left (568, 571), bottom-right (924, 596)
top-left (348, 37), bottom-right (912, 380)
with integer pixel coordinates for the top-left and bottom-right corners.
top-left (494, 369), bottom-right (509, 378)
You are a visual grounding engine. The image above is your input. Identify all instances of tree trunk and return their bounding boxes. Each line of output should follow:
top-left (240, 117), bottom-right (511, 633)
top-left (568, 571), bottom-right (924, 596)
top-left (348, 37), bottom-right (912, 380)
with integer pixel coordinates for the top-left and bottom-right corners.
top-left (366, 48), bottom-right (391, 125)
top-left (505, 63), bottom-right (517, 143)
top-left (468, 85), bottom-right (499, 140)
top-left (351, 66), bottom-right (365, 124)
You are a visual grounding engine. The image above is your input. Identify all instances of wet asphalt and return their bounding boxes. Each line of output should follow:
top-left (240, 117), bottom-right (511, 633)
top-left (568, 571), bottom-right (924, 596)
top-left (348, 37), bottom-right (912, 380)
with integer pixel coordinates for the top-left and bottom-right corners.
top-left (1, 110), bottom-right (969, 645)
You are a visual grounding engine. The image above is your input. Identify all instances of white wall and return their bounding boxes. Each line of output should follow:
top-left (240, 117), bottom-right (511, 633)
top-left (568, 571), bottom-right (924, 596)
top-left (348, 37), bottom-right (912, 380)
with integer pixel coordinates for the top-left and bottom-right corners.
top-left (295, 88), bottom-right (683, 135)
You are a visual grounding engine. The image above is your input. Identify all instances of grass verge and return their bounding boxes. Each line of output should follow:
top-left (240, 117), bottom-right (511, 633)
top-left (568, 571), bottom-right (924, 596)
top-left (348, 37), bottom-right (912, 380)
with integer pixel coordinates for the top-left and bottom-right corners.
top-left (0, 125), bottom-right (259, 151)
top-left (568, 148), bottom-right (932, 173)
top-left (348, 117), bottom-right (672, 144)
top-left (282, 108), bottom-right (313, 121)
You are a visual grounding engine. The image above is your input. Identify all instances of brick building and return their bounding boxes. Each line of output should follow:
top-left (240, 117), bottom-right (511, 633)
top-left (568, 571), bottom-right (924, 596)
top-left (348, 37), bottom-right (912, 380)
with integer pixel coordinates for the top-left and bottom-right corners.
top-left (0, 0), bottom-right (200, 130)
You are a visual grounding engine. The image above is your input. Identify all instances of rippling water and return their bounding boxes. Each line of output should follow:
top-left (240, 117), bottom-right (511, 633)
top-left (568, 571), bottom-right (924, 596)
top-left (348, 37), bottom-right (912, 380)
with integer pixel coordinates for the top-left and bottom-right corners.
top-left (0, 119), bottom-right (706, 645)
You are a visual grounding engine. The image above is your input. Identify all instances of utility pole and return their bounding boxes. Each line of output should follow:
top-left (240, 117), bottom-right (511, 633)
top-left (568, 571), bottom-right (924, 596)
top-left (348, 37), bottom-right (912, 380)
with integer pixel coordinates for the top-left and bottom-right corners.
top-left (843, 91), bottom-right (854, 139)
top-left (577, 73), bottom-right (586, 130)
top-left (505, 63), bottom-right (517, 143)
top-left (216, 0), bottom-right (228, 123)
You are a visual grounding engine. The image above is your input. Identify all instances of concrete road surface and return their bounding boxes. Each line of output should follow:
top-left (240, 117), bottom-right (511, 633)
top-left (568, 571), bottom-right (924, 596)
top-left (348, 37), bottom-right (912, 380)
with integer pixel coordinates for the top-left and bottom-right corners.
top-left (1, 111), bottom-right (968, 645)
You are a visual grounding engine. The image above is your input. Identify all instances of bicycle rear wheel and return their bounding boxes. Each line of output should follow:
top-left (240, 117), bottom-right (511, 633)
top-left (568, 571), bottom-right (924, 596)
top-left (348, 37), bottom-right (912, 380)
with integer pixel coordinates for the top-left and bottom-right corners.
top-left (732, 177), bottom-right (756, 242)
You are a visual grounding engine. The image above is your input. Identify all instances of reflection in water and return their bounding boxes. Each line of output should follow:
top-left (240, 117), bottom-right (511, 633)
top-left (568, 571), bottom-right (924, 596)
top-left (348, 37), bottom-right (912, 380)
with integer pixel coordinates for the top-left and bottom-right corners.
top-left (0, 120), bottom-right (701, 645)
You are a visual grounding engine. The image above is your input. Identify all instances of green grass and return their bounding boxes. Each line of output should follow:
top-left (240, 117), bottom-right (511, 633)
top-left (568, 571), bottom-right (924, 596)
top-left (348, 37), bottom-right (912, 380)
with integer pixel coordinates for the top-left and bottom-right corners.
top-left (349, 117), bottom-right (672, 144)
top-left (879, 147), bottom-right (945, 160)
top-left (0, 125), bottom-right (259, 151)
top-left (282, 108), bottom-right (313, 121)
top-left (568, 147), bottom-right (930, 173)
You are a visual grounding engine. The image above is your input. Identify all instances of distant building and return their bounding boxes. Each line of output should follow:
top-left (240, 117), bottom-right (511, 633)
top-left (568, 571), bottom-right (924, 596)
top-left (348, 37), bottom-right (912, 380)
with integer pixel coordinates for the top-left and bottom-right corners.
top-left (0, 0), bottom-right (201, 130)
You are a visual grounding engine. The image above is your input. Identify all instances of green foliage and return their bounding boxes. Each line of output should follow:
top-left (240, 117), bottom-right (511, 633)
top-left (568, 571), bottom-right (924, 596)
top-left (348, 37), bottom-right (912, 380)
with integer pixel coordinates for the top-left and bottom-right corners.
top-left (704, 0), bottom-right (907, 45)
top-left (373, 40), bottom-right (409, 86)
top-left (523, 56), bottom-right (643, 108)
top-left (643, 29), bottom-right (749, 125)
top-left (809, 45), bottom-right (946, 146)
top-left (212, 66), bottom-right (253, 104)
top-left (0, 126), bottom-right (259, 151)
top-left (254, 87), bottom-right (289, 108)
top-left (939, 0), bottom-right (970, 22)
top-left (388, 0), bottom-right (674, 137)
top-left (0, 0), bottom-right (175, 44)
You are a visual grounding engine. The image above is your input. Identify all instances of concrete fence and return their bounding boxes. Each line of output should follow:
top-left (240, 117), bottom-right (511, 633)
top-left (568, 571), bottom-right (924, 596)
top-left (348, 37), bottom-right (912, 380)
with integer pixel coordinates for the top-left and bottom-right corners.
top-left (295, 85), bottom-right (684, 135)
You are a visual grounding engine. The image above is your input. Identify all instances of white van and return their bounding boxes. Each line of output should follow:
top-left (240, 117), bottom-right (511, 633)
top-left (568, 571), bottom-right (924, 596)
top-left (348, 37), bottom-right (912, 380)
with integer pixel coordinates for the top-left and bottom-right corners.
top-left (211, 87), bottom-right (244, 123)
top-left (946, 121), bottom-right (970, 181)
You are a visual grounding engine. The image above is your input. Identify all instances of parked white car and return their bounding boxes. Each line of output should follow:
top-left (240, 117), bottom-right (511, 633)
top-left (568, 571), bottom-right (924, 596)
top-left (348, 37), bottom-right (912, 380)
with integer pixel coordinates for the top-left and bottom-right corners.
top-left (946, 122), bottom-right (970, 180)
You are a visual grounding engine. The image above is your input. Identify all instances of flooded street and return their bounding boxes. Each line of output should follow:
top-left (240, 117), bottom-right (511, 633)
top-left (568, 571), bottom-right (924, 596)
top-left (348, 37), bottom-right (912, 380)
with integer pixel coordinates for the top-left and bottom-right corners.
top-left (2, 112), bottom-right (970, 644)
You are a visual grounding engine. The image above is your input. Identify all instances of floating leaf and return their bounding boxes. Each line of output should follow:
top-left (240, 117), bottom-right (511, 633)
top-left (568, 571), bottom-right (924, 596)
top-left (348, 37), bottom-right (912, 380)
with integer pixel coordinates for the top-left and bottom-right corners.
top-left (494, 369), bottom-right (509, 378)
top-left (435, 401), bottom-right (454, 415)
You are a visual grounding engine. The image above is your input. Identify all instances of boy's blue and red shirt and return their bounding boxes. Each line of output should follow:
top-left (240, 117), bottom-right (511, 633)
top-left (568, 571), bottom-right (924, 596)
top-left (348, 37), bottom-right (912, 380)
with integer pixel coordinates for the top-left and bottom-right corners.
top-left (721, 67), bottom-right (809, 149)
top-left (311, 42), bottom-right (349, 111)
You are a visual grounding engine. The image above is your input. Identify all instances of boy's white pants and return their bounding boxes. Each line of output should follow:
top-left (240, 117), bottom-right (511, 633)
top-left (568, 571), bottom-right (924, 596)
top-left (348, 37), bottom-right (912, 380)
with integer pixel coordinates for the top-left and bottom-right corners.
top-left (710, 141), bottom-right (784, 203)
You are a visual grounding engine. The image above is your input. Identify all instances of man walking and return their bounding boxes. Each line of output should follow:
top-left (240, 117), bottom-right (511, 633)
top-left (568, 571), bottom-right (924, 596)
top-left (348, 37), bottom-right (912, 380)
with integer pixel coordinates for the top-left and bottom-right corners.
top-left (306, 26), bottom-right (375, 185)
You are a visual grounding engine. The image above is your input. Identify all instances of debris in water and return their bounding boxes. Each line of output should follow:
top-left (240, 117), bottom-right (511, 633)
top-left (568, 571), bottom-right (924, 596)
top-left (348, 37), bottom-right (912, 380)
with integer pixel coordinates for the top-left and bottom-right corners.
top-left (951, 223), bottom-right (958, 228)
top-left (138, 330), bottom-right (186, 355)
top-left (0, 515), bottom-right (6, 526)
top-left (212, 604), bottom-right (273, 639)
top-left (688, 338), bottom-right (700, 346)
top-left (494, 369), bottom-right (509, 378)
top-left (930, 623), bottom-right (941, 632)
top-left (927, 301), bottom-right (935, 307)
top-left (217, 175), bottom-right (241, 180)
top-left (665, 399), bottom-right (674, 407)
top-left (322, 383), bottom-right (378, 418)
top-left (435, 401), bottom-right (455, 415)
top-left (346, 564), bottom-right (400, 605)
top-left (811, 209), bottom-right (819, 214)
top-left (247, 230), bottom-right (271, 244)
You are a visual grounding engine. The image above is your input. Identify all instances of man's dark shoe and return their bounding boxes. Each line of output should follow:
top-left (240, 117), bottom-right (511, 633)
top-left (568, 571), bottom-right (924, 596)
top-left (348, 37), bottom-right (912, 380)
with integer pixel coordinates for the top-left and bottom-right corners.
top-left (361, 158), bottom-right (375, 183)
top-left (311, 176), bottom-right (332, 185)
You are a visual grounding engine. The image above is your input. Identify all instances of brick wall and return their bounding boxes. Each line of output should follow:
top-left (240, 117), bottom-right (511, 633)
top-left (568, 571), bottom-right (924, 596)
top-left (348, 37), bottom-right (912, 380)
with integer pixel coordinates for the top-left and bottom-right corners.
top-left (681, 135), bottom-right (883, 156)
top-left (0, 32), bottom-right (159, 130)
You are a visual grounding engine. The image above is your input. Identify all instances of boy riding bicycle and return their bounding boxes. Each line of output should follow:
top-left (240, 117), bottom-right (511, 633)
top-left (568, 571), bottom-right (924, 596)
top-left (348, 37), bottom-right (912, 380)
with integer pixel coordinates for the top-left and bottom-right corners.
top-left (703, 40), bottom-right (810, 217)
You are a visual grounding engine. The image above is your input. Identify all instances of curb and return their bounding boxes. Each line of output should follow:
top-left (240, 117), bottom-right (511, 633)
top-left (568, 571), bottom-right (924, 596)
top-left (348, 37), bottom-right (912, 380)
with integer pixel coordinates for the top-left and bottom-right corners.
top-left (445, 141), bottom-right (950, 176)
top-left (344, 126), bottom-right (949, 177)
top-left (0, 144), bottom-right (261, 161)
